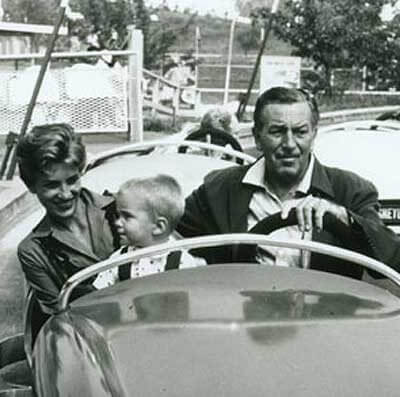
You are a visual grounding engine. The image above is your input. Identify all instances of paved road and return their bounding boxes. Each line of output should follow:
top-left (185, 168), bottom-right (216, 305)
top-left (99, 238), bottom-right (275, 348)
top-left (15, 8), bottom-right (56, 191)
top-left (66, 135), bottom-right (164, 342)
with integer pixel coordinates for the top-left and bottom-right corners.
top-left (0, 209), bottom-right (42, 340)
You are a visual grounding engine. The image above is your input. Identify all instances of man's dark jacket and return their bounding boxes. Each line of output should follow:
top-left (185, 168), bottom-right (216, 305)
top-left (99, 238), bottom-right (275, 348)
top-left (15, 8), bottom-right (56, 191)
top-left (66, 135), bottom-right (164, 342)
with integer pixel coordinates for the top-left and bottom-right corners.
top-left (177, 158), bottom-right (400, 279)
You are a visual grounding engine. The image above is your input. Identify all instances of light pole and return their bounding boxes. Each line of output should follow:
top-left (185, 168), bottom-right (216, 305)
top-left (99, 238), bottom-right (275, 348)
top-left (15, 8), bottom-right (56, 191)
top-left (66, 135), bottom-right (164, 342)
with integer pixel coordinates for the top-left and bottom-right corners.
top-left (223, 15), bottom-right (251, 105)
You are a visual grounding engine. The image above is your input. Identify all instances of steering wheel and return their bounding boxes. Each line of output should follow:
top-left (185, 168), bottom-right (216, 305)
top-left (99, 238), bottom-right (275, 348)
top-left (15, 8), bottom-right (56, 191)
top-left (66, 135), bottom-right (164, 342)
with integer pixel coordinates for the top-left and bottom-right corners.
top-left (248, 208), bottom-right (351, 237)
top-left (237, 208), bottom-right (363, 278)
top-left (178, 128), bottom-right (243, 153)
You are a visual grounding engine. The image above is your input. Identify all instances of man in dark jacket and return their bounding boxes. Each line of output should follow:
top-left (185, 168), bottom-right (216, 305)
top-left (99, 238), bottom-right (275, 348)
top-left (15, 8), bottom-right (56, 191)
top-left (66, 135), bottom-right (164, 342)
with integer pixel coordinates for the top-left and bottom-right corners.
top-left (177, 87), bottom-right (400, 279)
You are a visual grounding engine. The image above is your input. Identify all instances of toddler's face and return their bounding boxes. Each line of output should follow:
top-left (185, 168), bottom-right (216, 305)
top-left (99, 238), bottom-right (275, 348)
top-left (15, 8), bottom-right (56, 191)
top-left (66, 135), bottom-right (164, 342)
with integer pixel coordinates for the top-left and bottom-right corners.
top-left (114, 192), bottom-right (156, 248)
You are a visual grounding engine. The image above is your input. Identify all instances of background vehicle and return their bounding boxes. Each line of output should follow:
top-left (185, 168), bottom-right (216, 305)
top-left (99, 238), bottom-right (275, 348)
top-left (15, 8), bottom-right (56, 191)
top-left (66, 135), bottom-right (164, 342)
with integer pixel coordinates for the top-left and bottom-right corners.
top-left (317, 119), bottom-right (400, 134)
top-left (376, 108), bottom-right (400, 122)
top-left (314, 125), bottom-right (400, 234)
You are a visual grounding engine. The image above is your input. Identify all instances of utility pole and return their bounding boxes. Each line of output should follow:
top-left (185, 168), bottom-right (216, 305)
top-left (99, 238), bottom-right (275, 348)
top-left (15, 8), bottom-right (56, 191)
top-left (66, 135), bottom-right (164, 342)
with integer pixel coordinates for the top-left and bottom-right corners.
top-left (4, 0), bottom-right (69, 180)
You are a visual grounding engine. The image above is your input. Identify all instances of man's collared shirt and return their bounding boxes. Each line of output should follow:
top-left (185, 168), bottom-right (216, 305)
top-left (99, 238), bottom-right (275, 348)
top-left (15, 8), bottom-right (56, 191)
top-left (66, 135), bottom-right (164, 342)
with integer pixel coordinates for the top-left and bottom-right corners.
top-left (242, 156), bottom-right (315, 268)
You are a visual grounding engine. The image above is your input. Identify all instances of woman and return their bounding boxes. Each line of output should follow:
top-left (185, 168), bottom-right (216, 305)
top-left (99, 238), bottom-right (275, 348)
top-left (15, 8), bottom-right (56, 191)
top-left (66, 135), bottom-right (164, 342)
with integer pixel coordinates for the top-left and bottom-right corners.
top-left (17, 123), bottom-right (118, 315)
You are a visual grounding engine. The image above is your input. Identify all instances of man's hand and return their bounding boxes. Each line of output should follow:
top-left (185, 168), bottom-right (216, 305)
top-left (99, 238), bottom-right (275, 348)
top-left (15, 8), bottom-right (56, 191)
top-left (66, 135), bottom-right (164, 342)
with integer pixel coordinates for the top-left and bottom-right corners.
top-left (281, 195), bottom-right (349, 232)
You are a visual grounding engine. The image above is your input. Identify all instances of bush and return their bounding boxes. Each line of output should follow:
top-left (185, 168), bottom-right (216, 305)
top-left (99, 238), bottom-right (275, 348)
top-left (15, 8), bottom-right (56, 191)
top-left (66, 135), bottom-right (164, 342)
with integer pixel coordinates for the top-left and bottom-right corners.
top-left (143, 115), bottom-right (187, 133)
top-left (319, 93), bottom-right (400, 113)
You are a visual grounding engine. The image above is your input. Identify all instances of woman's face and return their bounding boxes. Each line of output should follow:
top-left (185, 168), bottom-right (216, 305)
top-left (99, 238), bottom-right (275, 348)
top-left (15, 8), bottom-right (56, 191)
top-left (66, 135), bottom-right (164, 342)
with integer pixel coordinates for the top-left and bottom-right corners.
top-left (30, 162), bottom-right (82, 222)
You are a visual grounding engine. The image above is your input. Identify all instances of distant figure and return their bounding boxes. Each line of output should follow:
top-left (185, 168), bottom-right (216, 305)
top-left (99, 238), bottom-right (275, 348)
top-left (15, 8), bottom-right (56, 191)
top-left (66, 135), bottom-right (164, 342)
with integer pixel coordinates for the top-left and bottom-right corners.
top-left (200, 107), bottom-right (239, 135)
top-left (179, 107), bottom-right (243, 154)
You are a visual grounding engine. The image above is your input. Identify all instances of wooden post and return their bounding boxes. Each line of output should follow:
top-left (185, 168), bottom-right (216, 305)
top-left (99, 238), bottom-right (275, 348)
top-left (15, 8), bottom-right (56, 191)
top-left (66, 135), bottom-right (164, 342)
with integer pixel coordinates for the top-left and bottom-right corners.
top-left (172, 85), bottom-right (180, 122)
top-left (127, 26), bottom-right (143, 142)
top-left (362, 66), bottom-right (367, 92)
top-left (152, 78), bottom-right (160, 117)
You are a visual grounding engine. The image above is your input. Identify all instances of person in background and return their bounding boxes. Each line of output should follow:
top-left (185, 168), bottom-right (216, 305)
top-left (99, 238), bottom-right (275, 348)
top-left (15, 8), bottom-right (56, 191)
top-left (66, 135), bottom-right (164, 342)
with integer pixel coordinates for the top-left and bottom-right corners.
top-left (17, 123), bottom-right (118, 314)
top-left (93, 174), bottom-right (205, 289)
top-left (200, 107), bottom-right (238, 135)
top-left (177, 86), bottom-right (400, 279)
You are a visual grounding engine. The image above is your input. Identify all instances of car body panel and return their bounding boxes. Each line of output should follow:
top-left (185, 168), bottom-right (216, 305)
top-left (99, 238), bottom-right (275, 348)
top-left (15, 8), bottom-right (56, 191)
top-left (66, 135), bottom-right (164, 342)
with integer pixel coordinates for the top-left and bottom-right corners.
top-left (314, 129), bottom-right (400, 232)
top-left (34, 265), bottom-right (400, 396)
top-left (82, 151), bottom-right (241, 196)
top-left (315, 130), bottom-right (400, 199)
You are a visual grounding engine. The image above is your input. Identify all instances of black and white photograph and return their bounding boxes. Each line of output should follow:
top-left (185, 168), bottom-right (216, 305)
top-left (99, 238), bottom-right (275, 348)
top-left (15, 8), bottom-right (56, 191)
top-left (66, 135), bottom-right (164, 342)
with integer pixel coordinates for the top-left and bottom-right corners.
top-left (1, 0), bottom-right (400, 395)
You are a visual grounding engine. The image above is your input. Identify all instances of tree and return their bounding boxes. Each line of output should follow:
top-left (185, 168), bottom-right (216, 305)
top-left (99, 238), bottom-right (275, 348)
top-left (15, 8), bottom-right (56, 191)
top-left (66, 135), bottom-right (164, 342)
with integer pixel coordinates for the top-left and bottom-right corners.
top-left (237, 25), bottom-right (260, 55)
top-left (144, 11), bottom-right (196, 71)
top-left (3, 0), bottom-right (61, 50)
top-left (252, 0), bottom-right (398, 94)
top-left (3, 0), bottom-right (58, 24)
top-left (236, 0), bottom-right (274, 17)
top-left (68, 0), bottom-right (135, 50)
top-left (68, 0), bottom-right (190, 70)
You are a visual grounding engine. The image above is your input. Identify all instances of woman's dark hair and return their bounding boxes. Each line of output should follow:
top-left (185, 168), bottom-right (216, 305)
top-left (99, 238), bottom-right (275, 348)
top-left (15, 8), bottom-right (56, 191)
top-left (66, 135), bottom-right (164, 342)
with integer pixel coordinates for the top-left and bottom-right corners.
top-left (16, 123), bottom-right (86, 189)
top-left (253, 86), bottom-right (320, 132)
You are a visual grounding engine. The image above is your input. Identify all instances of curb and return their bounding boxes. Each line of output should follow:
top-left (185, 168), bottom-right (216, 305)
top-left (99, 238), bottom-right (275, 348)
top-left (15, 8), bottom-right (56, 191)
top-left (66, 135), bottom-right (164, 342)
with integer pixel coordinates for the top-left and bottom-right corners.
top-left (0, 182), bottom-right (38, 240)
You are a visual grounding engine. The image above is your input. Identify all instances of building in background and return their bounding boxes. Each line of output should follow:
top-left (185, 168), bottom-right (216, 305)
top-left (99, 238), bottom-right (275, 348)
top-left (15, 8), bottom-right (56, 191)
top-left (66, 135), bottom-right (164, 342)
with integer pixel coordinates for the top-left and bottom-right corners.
top-left (0, 21), bottom-right (67, 56)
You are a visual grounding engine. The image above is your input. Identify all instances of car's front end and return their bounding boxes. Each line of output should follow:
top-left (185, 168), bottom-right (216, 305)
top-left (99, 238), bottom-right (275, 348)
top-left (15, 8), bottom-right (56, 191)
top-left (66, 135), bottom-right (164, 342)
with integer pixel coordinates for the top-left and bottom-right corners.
top-left (32, 236), bottom-right (400, 397)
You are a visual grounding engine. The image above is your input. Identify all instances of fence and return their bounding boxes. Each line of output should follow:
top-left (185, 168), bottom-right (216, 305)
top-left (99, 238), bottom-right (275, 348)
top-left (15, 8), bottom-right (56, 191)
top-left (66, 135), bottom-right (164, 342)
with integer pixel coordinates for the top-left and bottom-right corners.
top-left (0, 28), bottom-right (143, 140)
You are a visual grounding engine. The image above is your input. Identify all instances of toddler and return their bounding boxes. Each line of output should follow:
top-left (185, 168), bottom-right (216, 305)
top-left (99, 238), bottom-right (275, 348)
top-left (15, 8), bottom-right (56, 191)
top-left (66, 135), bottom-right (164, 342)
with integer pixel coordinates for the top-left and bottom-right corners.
top-left (94, 174), bottom-right (204, 288)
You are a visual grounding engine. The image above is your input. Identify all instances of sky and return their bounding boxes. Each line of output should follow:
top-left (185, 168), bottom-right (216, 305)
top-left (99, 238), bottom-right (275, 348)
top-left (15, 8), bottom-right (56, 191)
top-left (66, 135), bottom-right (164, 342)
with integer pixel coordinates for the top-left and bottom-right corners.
top-left (144, 0), bottom-right (238, 18)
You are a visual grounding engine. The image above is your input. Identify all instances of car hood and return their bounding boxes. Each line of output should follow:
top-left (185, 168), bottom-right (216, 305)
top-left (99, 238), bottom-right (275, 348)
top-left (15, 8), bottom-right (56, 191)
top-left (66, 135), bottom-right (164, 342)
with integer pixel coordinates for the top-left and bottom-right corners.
top-left (36, 265), bottom-right (400, 396)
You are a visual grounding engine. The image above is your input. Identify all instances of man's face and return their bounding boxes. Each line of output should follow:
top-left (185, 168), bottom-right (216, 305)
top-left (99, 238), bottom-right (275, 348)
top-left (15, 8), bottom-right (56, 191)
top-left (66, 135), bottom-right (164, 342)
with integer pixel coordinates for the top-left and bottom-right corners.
top-left (254, 102), bottom-right (316, 186)
top-left (30, 162), bottom-right (81, 222)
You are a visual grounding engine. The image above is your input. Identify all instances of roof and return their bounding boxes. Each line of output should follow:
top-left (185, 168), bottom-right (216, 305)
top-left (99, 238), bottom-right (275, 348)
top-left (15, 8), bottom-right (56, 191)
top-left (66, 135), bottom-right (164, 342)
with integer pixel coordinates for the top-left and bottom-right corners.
top-left (0, 21), bottom-right (67, 36)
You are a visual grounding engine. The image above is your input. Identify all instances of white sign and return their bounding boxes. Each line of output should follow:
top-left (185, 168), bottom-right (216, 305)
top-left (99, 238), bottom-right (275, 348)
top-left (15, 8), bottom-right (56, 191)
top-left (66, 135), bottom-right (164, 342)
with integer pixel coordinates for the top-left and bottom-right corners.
top-left (260, 56), bottom-right (301, 92)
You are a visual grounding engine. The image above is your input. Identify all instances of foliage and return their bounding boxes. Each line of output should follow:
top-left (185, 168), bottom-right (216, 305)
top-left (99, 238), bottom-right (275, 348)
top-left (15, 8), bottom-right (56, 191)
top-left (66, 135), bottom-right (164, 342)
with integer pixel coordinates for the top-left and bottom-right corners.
top-left (68, 0), bottom-right (135, 50)
top-left (236, 0), bottom-right (274, 17)
top-left (251, 0), bottom-right (400, 94)
top-left (236, 24), bottom-right (261, 55)
top-left (143, 114), bottom-right (181, 132)
top-left (144, 9), bottom-right (197, 70)
top-left (67, 0), bottom-right (194, 70)
top-left (3, 0), bottom-right (58, 24)
top-left (3, 0), bottom-right (60, 50)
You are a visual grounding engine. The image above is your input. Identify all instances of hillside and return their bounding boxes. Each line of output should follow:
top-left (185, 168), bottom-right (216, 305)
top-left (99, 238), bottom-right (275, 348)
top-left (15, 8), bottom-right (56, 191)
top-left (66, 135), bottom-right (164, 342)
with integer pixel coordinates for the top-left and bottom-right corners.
top-left (151, 9), bottom-right (294, 102)
top-left (154, 9), bottom-right (293, 62)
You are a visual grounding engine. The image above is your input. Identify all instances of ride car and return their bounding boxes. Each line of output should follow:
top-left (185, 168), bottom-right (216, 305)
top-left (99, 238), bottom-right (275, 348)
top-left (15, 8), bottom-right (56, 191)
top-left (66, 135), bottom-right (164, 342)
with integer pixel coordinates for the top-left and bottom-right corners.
top-left (0, 140), bottom-right (254, 396)
top-left (376, 108), bottom-right (400, 122)
top-left (2, 139), bottom-right (400, 397)
top-left (315, 122), bottom-right (400, 234)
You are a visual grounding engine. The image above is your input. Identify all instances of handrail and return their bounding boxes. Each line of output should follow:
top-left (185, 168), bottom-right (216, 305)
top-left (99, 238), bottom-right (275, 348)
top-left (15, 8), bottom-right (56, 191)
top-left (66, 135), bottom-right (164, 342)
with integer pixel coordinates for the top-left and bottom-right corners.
top-left (58, 234), bottom-right (400, 311)
top-left (0, 49), bottom-right (136, 61)
top-left (143, 68), bottom-right (200, 93)
top-left (84, 139), bottom-right (256, 171)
